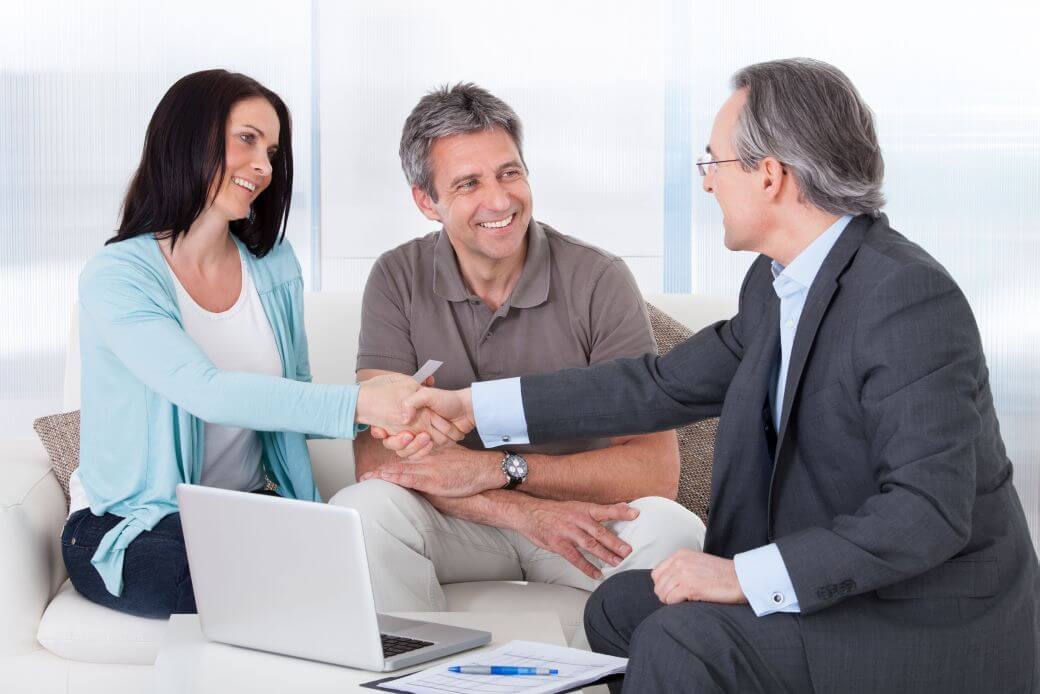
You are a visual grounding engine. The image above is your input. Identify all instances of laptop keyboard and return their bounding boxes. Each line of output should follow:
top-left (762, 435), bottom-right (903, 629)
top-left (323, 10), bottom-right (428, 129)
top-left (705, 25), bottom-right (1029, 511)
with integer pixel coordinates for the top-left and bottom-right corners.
top-left (381, 633), bottom-right (434, 658)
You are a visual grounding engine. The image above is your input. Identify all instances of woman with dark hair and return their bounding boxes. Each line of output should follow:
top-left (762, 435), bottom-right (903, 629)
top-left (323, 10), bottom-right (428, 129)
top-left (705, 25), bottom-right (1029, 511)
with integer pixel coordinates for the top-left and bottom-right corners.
top-left (63, 69), bottom-right (458, 618)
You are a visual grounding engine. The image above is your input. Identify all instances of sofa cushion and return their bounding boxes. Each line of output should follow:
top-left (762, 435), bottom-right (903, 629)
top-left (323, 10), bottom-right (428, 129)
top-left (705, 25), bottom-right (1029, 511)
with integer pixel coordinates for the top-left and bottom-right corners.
top-left (32, 410), bottom-right (80, 506)
top-left (35, 579), bottom-right (587, 665)
top-left (36, 580), bottom-right (167, 665)
top-left (442, 581), bottom-right (589, 644)
top-left (646, 302), bottom-right (718, 524)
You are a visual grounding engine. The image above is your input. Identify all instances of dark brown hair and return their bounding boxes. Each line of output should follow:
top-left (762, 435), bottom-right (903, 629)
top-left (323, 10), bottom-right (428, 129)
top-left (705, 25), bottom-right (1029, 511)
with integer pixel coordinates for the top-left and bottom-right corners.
top-left (108, 69), bottom-right (293, 257)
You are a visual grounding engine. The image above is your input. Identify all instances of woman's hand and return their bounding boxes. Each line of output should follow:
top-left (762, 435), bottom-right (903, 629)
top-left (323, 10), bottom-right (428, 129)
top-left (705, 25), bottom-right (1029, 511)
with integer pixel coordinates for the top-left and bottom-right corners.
top-left (355, 375), bottom-right (466, 451)
top-left (369, 386), bottom-right (477, 459)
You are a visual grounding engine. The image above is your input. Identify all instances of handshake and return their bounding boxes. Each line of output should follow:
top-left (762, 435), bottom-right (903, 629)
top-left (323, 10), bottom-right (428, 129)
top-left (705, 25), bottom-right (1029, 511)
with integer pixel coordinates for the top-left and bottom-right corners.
top-left (354, 374), bottom-right (476, 458)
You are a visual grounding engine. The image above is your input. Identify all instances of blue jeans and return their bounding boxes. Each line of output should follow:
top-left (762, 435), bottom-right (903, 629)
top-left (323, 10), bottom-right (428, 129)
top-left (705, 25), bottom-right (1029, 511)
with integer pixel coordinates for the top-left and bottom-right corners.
top-left (62, 489), bottom-right (279, 618)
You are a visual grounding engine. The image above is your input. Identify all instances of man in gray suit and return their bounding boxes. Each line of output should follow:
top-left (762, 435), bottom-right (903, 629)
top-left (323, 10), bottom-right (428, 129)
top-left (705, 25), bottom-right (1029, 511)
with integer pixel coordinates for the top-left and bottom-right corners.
top-left (389, 58), bottom-right (1039, 692)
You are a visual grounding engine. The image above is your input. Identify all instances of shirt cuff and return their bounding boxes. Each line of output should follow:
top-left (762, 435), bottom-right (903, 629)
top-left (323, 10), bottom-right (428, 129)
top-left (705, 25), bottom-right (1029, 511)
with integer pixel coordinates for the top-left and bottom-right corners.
top-left (471, 377), bottom-right (530, 448)
top-left (733, 543), bottom-right (801, 616)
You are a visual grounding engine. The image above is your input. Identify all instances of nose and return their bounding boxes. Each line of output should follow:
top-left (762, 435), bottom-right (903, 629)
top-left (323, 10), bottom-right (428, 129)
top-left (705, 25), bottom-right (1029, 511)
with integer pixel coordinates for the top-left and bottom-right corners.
top-left (253, 155), bottom-right (273, 180)
top-left (702, 169), bottom-right (714, 194)
top-left (483, 178), bottom-right (511, 213)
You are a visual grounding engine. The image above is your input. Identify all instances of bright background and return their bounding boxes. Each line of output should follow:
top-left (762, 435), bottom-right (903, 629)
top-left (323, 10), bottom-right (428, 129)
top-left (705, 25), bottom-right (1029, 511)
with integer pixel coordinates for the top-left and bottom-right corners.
top-left (2, 0), bottom-right (1037, 548)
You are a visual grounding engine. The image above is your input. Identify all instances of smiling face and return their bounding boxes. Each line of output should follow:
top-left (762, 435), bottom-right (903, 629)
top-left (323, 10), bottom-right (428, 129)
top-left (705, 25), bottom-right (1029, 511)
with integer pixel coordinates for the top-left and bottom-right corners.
top-left (412, 127), bottom-right (533, 267)
top-left (209, 96), bottom-right (281, 222)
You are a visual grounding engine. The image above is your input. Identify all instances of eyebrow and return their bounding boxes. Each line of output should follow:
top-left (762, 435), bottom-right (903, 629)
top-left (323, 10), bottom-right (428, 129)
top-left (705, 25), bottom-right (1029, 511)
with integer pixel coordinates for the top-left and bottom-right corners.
top-left (447, 160), bottom-right (525, 190)
top-left (448, 171), bottom-right (481, 189)
top-left (705, 145), bottom-right (714, 156)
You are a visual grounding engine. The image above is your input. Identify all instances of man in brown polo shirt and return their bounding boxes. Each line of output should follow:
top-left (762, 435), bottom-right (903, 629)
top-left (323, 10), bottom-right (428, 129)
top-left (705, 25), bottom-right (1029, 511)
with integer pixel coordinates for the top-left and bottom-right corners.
top-left (329, 83), bottom-right (705, 612)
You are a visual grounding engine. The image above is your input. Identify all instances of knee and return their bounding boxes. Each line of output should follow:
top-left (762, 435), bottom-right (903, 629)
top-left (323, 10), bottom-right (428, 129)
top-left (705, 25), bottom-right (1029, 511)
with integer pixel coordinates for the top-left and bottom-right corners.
top-left (328, 478), bottom-right (430, 540)
top-left (584, 571), bottom-right (655, 652)
top-left (98, 534), bottom-right (192, 618)
top-left (622, 497), bottom-right (705, 559)
top-left (329, 479), bottom-right (410, 517)
top-left (633, 602), bottom-right (725, 661)
top-left (586, 571), bottom-right (646, 619)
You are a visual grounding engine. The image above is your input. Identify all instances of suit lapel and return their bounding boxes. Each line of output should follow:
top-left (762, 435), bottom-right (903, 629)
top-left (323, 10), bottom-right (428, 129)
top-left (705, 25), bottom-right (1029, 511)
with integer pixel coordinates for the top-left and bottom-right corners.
top-left (774, 215), bottom-right (872, 454)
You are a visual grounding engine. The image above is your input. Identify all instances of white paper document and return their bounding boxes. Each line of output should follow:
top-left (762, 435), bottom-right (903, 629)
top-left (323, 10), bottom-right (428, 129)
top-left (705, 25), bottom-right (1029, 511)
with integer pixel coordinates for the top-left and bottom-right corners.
top-left (379, 640), bottom-right (627, 694)
top-left (411, 359), bottom-right (444, 384)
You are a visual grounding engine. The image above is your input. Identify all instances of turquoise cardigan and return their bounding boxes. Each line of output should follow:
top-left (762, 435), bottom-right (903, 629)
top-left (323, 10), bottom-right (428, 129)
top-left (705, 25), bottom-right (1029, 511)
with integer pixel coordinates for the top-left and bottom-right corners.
top-left (77, 234), bottom-right (360, 596)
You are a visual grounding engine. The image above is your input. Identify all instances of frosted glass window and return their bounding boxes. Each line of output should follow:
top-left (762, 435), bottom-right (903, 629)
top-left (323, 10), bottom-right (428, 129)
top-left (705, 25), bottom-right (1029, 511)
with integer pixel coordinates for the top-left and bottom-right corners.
top-left (317, 0), bottom-right (668, 293)
top-left (685, 0), bottom-right (1040, 549)
top-left (0, 1), bottom-right (314, 436)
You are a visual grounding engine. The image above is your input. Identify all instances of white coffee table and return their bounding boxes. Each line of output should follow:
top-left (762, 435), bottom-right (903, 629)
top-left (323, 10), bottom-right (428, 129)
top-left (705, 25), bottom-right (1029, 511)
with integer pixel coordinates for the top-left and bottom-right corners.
top-left (153, 611), bottom-right (570, 693)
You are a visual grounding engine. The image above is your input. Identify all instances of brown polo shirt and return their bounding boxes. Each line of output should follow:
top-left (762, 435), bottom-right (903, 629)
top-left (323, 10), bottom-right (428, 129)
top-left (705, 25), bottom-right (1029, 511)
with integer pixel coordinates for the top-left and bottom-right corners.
top-left (357, 220), bottom-right (656, 455)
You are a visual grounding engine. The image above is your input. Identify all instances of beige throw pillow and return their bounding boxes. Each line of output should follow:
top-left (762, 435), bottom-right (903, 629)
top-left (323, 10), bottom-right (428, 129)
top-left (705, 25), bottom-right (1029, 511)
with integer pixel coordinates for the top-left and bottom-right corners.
top-left (32, 410), bottom-right (81, 507)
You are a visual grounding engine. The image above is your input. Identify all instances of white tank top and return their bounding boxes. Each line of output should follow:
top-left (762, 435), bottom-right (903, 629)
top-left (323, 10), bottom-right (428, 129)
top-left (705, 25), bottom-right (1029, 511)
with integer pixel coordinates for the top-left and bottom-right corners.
top-left (69, 245), bottom-right (283, 515)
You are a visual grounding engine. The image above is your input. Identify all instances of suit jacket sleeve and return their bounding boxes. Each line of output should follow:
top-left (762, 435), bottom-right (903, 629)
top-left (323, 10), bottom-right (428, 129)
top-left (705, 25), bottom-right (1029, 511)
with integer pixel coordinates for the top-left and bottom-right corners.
top-left (520, 270), bottom-right (754, 442)
top-left (776, 262), bottom-right (984, 613)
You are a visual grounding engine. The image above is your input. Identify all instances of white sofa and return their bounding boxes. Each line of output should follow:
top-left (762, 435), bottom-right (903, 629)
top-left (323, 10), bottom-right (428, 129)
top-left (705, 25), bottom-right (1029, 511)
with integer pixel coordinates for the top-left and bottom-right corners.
top-left (0, 291), bottom-right (736, 694)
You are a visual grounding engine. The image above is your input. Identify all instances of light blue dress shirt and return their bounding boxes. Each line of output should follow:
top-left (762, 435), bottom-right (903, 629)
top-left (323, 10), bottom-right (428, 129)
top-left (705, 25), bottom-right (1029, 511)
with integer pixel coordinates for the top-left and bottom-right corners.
top-left (735, 214), bottom-right (853, 615)
top-left (470, 214), bottom-right (853, 616)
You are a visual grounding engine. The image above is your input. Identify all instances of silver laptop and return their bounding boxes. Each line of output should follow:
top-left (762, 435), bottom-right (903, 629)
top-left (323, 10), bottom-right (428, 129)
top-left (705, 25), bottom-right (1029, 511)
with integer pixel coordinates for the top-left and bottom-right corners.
top-left (177, 484), bottom-right (491, 671)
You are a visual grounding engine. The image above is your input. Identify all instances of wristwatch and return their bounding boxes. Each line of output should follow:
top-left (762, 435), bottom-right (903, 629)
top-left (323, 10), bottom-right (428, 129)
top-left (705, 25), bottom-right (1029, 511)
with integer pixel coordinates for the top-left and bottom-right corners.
top-left (500, 452), bottom-right (528, 490)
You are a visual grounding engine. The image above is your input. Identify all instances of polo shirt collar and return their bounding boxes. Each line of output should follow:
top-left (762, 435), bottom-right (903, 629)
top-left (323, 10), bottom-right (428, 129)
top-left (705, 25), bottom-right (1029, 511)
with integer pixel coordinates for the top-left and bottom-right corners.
top-left (432, 219), bottom-right (551, 309)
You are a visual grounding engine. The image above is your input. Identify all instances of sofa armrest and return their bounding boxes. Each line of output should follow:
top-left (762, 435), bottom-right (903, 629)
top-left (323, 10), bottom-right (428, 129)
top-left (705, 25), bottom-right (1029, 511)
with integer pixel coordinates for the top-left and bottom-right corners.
top-left (0, 438), bottom-right (68, 658)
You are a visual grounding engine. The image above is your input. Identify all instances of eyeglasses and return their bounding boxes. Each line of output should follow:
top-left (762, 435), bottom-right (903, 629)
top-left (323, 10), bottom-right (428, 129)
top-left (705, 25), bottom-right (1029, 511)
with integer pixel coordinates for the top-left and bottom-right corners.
top-left (696, 154), bottom-right (740, 177)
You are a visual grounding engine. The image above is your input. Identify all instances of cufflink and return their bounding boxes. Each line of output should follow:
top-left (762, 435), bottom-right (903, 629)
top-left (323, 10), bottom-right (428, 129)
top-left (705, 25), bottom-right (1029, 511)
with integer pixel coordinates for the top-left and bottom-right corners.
top-left (501, 435), bottom-right (511, 443)
top-left (771, 592), bottom-right (784, 605)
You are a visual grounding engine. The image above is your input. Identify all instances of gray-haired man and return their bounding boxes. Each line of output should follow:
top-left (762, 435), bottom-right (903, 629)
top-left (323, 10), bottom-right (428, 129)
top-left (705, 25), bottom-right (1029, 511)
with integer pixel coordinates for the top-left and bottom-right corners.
top-left (401, 61), bottom-right (1039, 692)
top-left (329, 83), bottom-right (704, 614)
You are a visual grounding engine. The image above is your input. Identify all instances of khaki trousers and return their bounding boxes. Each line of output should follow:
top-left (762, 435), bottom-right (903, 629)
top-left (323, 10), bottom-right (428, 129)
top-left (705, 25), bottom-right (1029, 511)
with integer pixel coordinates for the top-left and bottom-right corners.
top-left (328, 479), bottom-right (706, 612)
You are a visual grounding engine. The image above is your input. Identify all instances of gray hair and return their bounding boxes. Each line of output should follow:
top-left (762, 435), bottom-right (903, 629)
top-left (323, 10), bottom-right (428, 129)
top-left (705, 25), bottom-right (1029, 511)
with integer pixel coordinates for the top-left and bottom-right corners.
top-left (730, 58), bottom-right (885, 216)
top-left (399, 82), bottom-right (525, 201)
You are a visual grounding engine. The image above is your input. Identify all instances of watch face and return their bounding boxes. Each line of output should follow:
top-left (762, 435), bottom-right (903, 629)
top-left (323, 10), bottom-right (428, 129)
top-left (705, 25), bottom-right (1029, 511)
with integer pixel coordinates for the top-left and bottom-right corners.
top-left (504, 455), bottom-right (527, 479)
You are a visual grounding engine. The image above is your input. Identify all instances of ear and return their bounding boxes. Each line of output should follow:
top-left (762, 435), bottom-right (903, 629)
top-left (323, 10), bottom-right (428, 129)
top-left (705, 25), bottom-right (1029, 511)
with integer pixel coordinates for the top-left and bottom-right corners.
top-left (412, 186), bottom-right (442, 222)
top-left (760, 157), bottom-right (787, 201)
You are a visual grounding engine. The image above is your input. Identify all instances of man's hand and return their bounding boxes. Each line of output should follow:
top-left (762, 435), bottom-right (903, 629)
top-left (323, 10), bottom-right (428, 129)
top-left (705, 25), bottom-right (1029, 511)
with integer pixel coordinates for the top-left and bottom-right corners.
top-left (369, 386), bottom-right (477, 459)
top-left (650, 548), bottom-right (748, 605)
top-left (403, 387), bottom-right (475, 440)
top-left (356, 375), bottom-right (466, 452)
top-left (358, 444), bottom-right (504, 497)
top-left (513, 497), bottom-right (639, 580)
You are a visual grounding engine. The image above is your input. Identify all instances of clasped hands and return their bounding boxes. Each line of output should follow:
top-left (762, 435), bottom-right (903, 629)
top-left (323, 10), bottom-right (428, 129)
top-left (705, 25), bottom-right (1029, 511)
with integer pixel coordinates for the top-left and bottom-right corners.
top-left (355, 376), bottom-right (475, 458)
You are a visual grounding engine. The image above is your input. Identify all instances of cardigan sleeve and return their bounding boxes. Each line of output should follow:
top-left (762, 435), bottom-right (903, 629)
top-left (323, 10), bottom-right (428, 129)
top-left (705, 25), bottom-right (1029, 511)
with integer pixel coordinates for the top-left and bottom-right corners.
top-left (79, 257), bottom-right (361, 439)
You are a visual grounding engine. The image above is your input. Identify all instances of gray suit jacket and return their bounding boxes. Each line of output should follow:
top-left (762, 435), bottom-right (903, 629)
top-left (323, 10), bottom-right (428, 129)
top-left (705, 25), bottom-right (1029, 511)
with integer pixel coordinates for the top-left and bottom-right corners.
top-left (521, 214), bottom-right (1039, 692)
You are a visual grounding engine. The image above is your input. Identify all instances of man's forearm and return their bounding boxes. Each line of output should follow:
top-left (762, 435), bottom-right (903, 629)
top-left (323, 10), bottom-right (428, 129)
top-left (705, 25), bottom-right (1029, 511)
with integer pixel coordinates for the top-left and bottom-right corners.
top-left (423, 489), bottom-right (526, 529)
top-left (353, 426), bottom-right (401, 480)
top-left (520, 430), bottom-right (679, 504)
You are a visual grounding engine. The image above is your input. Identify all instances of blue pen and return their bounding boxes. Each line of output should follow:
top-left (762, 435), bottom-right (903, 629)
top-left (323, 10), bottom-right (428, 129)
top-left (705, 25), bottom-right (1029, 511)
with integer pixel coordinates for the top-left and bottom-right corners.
top-left (448, 665), bottom-right (559, 675)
